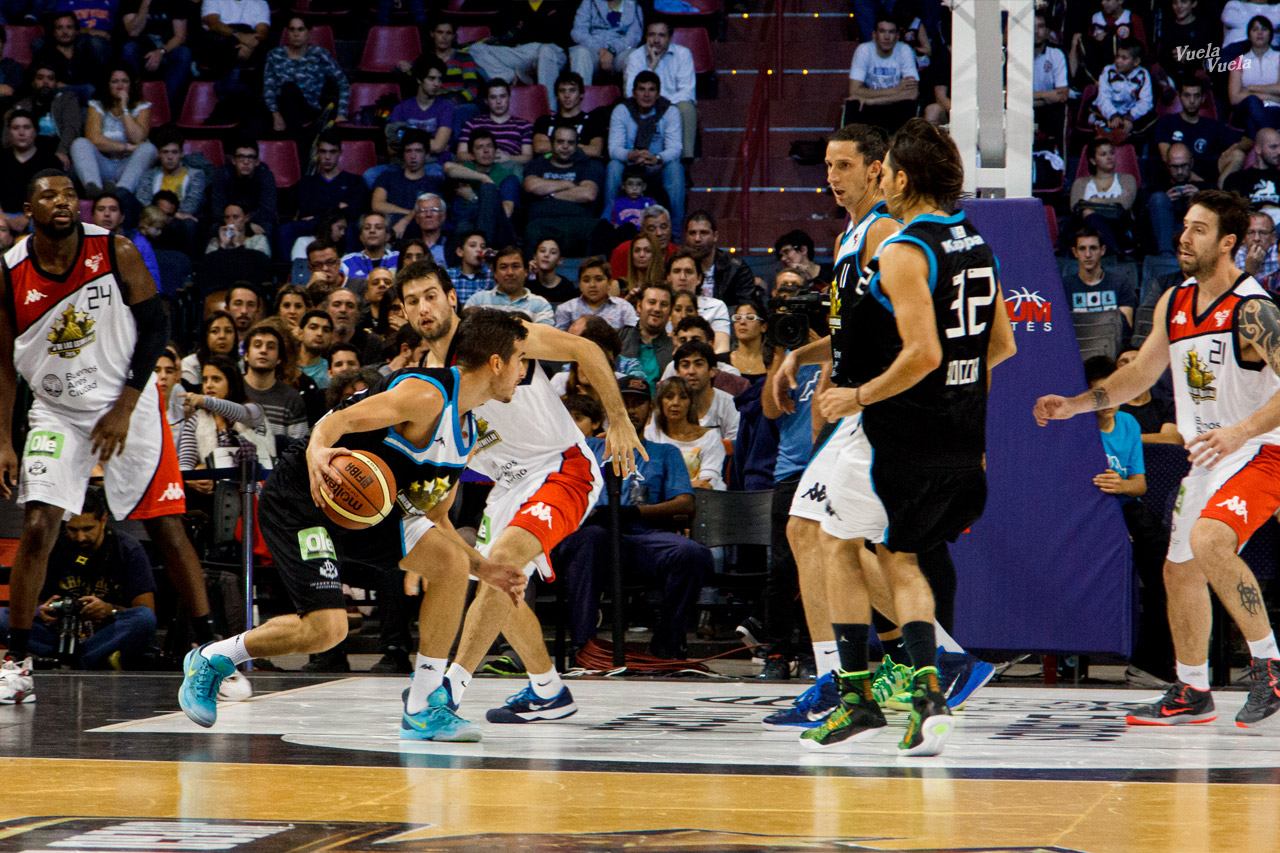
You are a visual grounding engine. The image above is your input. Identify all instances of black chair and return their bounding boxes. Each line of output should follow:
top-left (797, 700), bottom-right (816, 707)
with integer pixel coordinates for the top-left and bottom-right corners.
top-left (691, 489), bottom-right (773, 629)
top-left (1071, 308), bottom-right (1124, 361)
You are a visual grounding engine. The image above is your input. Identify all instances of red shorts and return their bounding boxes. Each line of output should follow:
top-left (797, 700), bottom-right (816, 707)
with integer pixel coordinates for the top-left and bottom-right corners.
top-left (1169, 444), bottom-right (1280, 563)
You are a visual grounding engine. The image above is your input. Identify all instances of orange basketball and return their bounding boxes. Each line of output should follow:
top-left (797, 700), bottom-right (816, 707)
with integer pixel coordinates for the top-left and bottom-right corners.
top-left (320, 451), bottom-right (397, 531)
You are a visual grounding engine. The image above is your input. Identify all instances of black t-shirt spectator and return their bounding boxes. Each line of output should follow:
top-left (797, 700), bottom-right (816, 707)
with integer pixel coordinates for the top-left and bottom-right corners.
top-left (1159, 17), bottom-right (1220, 80)
top-left (528, 275), bottom-right (579, 304)
top-left (298, 170), bottom-right (366, 223)
top-left (1153, 115), bottom-right (1240, 182)
top-left (1224, 168), bottom-right (1280, 208)
top-left (31, 43), bottom-right (105, 88)
top-left (524, 150), bottom-right (605, 218)
top-left (533, 109), bottom-right (610, 150)
top-left (1121, 395), bottom-right (1176, 437)
top-left (40, 528), bottom-right (156, 606)
top-left (372, 168), bottom-right (443, 213)
top-left (122, 0), bottom-right (193, 41)
top-left (210, 163), bottom-right (278, 232)
top-left (0, 146), bottom-right (63, 215)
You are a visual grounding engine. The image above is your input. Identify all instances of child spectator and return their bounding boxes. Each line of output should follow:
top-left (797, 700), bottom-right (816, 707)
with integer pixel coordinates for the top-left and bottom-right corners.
top-left (564, 394), bottom-right (605, 438)
top-left (1091, 39), bottom-right (1153, 143)
top-left (612, 166), bottom-right (655, 230)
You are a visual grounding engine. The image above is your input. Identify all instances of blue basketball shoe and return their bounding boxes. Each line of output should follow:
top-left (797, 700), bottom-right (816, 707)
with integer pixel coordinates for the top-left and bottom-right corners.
top-left (486, 684), bottom-right (577, 723)
top-left (761, 671), bottom-right (839, 730)
top-left (179, 645), bottom-right (235, 728)
top-left (938, 651), bottom-right (996, 709)
top-left (399, 684), bottom-right (481, 741)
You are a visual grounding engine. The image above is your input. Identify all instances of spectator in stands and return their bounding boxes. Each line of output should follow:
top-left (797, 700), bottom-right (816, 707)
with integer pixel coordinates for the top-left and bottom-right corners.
top-left (610, 203), bottom-right (674, 278)
top-left (558, 375), bottom-right (710, 659)
top-left (523, 125), bottom-right (604, 255)
top-left (93, 191), bottom-right (160, 285)
top-left (774, 229), bottom-right (828, 292)
top-left (682, 212), bottom-right (759, 312)
top-left (181, 310), bottom-right (236, 388)
top-left (398, 193), bottom-right (449, 262)
top-left (10, 65), bottom-right (81, 168)
top-left (659, 315), bottom-right (749, 391)
top-left (242, 323), bottom-right (309, 442)
top-left (206, 203), bottom-right (270, 257)
top-left (645, 373), bottom-right (727, 488)
top-left (120, 0), bottom-right (193, 105)
top-left (671, 339), bottom-right (739, 441)
top-left (199, 0), bottom-right (270, 81)
top-left (1235, 210), bottom-right (1280, 293)
top-left (570, 0), bottom-right (644, 87)
top-left (1033, 12), bottom-right (1069, 148)
top-left (361, 267), bottom-right (395, 330)
top-left (1159, 0), bottom-right (1217, 83)
top-left (155, 347), bottom-right (184, 443)
top-left (274, 283), bottom-right (310, 334)
top-left (556, 255), bottom-right (638, 330)
top-left (296, 308), bottom-right (333, 388)
top-left (388, 56), bottom-right (453, 164)
top-left (457, 79), bottom-right (534, 165)
top-left (465, 245), bottom-right (555, 324)
top-left (615, 232), bottom-right (658, 298)
top-left (226, 283), bottom-right (262, 350)
top-left (1063, 227), bottom-right (1136, 326)
top-left (71, 65), bottom-right (156, 198)
top-left (1222, 127), bottom-right (1280, 222)
top-left (327, 343), bottom-right (360, 383)
top-left (179, 353), bottom-right (274, 487)
top-left (442, 129), bottom-right (520, 245)
top-left (447, 229), bottom-right (495, 305)
top-left (0, 110), bottom-right (61, 234)
top-left (1223, 3), bottom-right (1280, 54)
top-left (396, 240), bottom-right (427, 269)
top-left (564, 394), bottom-right (604, 437)
top-left (0, 28), bottom-right (23, 106)
top-left (1089, 38), bottom-right (1152, 143)
top-left (264, 16), bottom-right (350, 138)
top-left (0, 488), bottom-right (158, 669)
top-left (623, 21), bottom-right (696, 160)
top-left (296, 132), bottom-right (364, 231)
top-left (32, 12), bottom-right (106, 100)
top-left (1067, 137), bottom-right (1137, 254)
top-left (605, 71), bottom-right (684, 232)
top-left (846, 16), bottom-right (919, 133)
top-left (327, 287), bottom-right (384, 364)
top-left (1116, 347), bottom-right (1181, 444)
top-left (305, 239), bottom-right (346, 294)
top-left (375, 287), bottom-right (405, 337)
top-left (611, 165), bottom-right (655, 233)
top-left (135, 128), bottom-right (206, 248)
top-left (1070, 0), bottom-right (1147, 84)
top-left (533, 71), bottom-right (609, 158)
top-left (325, 366), bottom-right (381, 412)
top-left (666, 249), bottom-right (730, 352)
top-left (378, 324), bottom-right (426, 376)
top-left (728, 300), bottom-right (769, 382)
top-left (1147, 142), bottom-right (1210, 259)
top-left (468, 0), bottom-right (576, 110)
top-left (428, 20), bottom-right (481, 112)
top-left (1228, 15), bottom-right (1280, 137)
top-left (374, 132), bottom-right (444, 239)
top-left (526, 237), bottom-right (580, 304)
top-left (211, 139), bottom-right (277, 239)
top-left (620, 281), bottom-right (674, 385)
top-left (341, 213), bottom-right (399, 290)
top-left (1155, 79), bottom-right (1243, 185)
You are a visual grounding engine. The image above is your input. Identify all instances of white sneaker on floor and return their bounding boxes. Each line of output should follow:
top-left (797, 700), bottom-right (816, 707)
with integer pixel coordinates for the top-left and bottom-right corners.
top-left (0, 656), bottom-right (36, 704)
top-left (217, 670), bottom-right (253, 702)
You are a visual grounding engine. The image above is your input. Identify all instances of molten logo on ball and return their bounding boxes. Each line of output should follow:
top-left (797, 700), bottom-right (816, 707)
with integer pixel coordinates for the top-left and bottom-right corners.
top-left (320, 451), bottom-right (397, 530)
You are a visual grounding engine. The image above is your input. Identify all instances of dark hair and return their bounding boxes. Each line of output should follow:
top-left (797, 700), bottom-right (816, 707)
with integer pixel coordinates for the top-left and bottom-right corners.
top-left (227, 282), bottom-right (260, 306)
top-left (685, 210), bottom-right (717, 231)
top-left (1073, 226), bottom-right (1103, 247)
top-left (469, 128), bottom-right (498, 150)
top-left (482, 77), bottom-right (511, 98)
top-left (401, 128), bottom-right (431, 150)
top-left (26, 63), bottom-right (58, 86)
top-left (384, 321), bottom-right (423, 360)
top-left (27, 168), bottom-right (69, 202)
top-left (455, 229), bottom-right (487, 250)
top-left (307, 238), bottom-right (339, 259)
top-left (203, 353), bottom-right (247, 404)
top-left (653, 376), bottom-right (699, 432)
top-left (244, 322), bottom-right (288, 377)
top-left (1176, 77), bottom-right (1205, 94)
top-left (453, 308), bottom-right (529, 369)
top-left (152, 189), bottom-right (180, 208)
top-left (633, 70), bottom-right (661, 93)
top-left (1189, 189), bottom-right (1252, 249)
top-left (1116, 38), bottom-right (1143, 62)
top-left (325, 367), bottom-right (381, 411)
top-left (1249, 14), bottom-right (1275, 40)
top-left (412, 54), bottom-right (448, 82)
top-left (639, 281), bottom-right (675, 303)
top-left (397, 259), bottom-right (452, 294)
top-left (97, 64), bottom-right (141, 111)
top-left (550, 123), bottom-right (579, 142)
top-left (396, 238), bottom-right (433, 270)
top-left (315, 129), bottom-right (342, 150)
top-left (197, 310), bottom-right (236, 363)
top-left (620, 165), bottom-right (648, 185)
top-left (577, 255), bottom-right (611, 281)
top-left (673, 339), bottom-right (717, 370)
top-left (231, 137), bottom-right (259, 156)
top-left (495, 244), bottom-right (525, 265)
top-left (326, 342), bottom-right (360, 364)
top-left (830, 123), bottom-right (890, 164)
top-left (886, 118), bottom-right (965, 211)
top-left (774, 229), bottom-right (815, 258)
top-left (80, 486), bottom-right (107, 519)
top-left (873, 13), bottom-right (898, 30)
top-left (376, 286), bottom-right (403, 336)
top-left (1083, 355), bottom-right (1116, 385)
top-left (93, 191), bottom-right (123, 211)
top-left (667, 247), bottom-right (703, 276)
top-left (1084, 137), bottom-right (1114, 175)
top-left (7, 108), bottom-right (33, 128)
top-left (645, 19), bottom-right (672, 35)
top-left (300, 308), bottom-right (333, 330)
top-left (674, 314), bottom-right (714, 341)
top-left (276, 283), bottom-right (310, 312)
top-left (564, 394), bottom-right (604, 427)
top-left (554, 71), bottom-right (585, 93)
top-left (578, 315), bottom-right (621, 362)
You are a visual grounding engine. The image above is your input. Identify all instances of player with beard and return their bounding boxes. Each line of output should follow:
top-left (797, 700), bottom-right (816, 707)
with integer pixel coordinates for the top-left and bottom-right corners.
top-left (0, 169), bottom-right (222, 706)
top-left (1037, 189), bottom-right (1280, 729)
top-left (403, 260), bottom-right (645, 724)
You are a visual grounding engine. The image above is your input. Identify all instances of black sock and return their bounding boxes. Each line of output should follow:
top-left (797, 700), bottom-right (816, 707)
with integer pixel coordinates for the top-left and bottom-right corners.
top-left (832, 623), bottom-right (870, 674)
top-left (192, 614), bottom-right (216, 645)
top-left (901, 621), bottom-right (937, 672)
top-left (7, 628), bottom-right (30, 659)
top-left (881, 636), bottom-right (905, 663)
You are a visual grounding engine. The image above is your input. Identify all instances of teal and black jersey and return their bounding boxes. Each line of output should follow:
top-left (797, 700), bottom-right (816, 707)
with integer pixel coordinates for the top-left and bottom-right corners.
top-left (830, 199), bottom-right (896, 388)
top-left (846, 210), bottom-right (1000, 467)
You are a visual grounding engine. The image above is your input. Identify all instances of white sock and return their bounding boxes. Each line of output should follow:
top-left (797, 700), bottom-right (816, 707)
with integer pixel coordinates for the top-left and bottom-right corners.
top-left (201, 635), bottom-right (251, 666)
top-left (1248, 633), bottom-right (1280, 660)
top-left (813, 641), bottom-right (839, 679)
top-left (1176, 661), bottom-right (1210, 692)
top-left (529, 667), bottom-right (563, 699)
top-left (934, 622), bottom-right (964, 654)
top-left (444, 662), bottom-right (472, 704)
top-left (406, 655), bottom-right (448, 715)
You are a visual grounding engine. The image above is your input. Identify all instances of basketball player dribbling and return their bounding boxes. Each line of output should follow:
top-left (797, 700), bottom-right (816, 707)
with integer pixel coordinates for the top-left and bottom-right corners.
top-left (178, 302), bottom-right (529, 732)
top-left (0, 170), bottom-right (221, 705)
top-left (1037, 189), bottom-right (1280, 729)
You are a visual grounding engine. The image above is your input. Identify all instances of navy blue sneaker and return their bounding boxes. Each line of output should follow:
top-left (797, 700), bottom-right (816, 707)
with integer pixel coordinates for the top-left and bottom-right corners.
top-left (400, 685), bottom-right (481, 741)
top-left (761, 671), bottom-right (839, 731)
top-left (937, 650), bottom-right (995, 709)
top-left (179, 645), bottom-right (235, 728)
top-left (486, 684), bottom-right (577, 723)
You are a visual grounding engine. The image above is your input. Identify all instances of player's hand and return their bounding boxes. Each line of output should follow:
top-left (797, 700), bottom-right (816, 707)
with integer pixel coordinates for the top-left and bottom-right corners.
top-left (1033, 393), bottom-right (1082, 426)
top-left (77, 595), bottom-right (112, 621)
top-left (1093, 469), bottom-right (1125, 495)
top-left (90, 400), bottom-right (134, 461)
top-left (603, 417), bottom-right (648, 479)
top-left (0, 442), bottom-right (17, 499)
top-left (473, 557), bottom-right (527, 606)
top-left (306, 443), bottom-right (350, 507)
top-left (816, 387), bottom-right (862, 422)
top-left (772, 351), bottom-right (799, 415)
top-left (1187, 424), bottom-right (1247, 469)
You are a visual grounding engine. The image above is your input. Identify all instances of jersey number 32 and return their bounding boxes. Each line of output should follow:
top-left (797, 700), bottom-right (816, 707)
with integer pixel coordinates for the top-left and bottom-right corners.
top-left (944, 267), bottom-right (995, 340)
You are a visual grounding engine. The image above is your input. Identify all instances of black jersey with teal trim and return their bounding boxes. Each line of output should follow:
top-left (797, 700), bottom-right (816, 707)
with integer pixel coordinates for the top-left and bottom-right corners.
top-left (267, 366), bottom-right (478, 530)
top-left (847, 210), bottom-right (1000, 466)
top-left (831, 200), bottom-right (895, 388)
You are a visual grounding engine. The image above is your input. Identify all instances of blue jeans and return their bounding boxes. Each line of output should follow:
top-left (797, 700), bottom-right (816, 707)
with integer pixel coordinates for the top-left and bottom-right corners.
top-left (1238, 95), bottom-right (1280, 138)
top-left (0, 605), bottom-right (157, 669)
top-left (1146, 191), bottom-right (1182, 257)
top-left (120, 39), bottom-right (193, 106)
top-left (604, 158), bottom-right (685, 232)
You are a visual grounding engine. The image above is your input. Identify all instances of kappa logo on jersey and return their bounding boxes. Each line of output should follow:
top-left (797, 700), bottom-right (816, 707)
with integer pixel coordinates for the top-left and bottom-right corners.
top-left (25, 430), bottom-right (63, 459)
top-left (801, 482), bottom-right (827, 503)
top-left (1216, 495), bottom-right (1248, 522)
top-left (1004, 288), bottom-right (1053, 331)
top-left (520, 502), bottom-right (555, 527)
top-left (1214, 309), bottom-right (1231, 327)
top-left (46, 303), bottom-right (95, 358)
top-left (24, 289), bottom-right (45, 305)
top-left (298, 526), bottom-right (337, 562)
top-left (940, 227), bottom-right (986, 253)
top-left (1184, 349), bottom-right (1217, 403)
top-left (84, 253), bottom-right (104, 274)
top-left (159, 482), bottom-right (184, 501)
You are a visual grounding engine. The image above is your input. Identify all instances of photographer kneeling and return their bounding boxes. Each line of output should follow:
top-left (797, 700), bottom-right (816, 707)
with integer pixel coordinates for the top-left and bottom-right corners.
top-left (0, 489), bottom-right (157, 669)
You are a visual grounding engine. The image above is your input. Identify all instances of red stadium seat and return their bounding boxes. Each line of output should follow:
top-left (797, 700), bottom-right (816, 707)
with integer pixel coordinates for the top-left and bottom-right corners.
top-left (445, 0), bottom-right (498, 19)
top-left (177, 82), bottom-right (235, 130)
top-left (347, 82), bottom-right (403, 127)
top-left (582, 85), bottom-right (621, 113)
top-left (3, 25), bottom-right (41, 65)
top-left (183, 138), bottom-right (224, 169)
top-left (358, 26), bottom-right (422, 74)
top-left (337, 139), bottom-right (377, 176)
top-left (455, 25), bottom-right (490, 45)
top-left (258, 139), bottom-right (302, 189)
top-left (277, 23), bottom-right (336, 57)
top-left (672, 27), bottom-right (713, 75)
top-left (1074, 142), bottom-right (1142, 190)
top-left (509, 85), bottom-right (550, 122)
top-left (142, 82), bottom-right (170, 126)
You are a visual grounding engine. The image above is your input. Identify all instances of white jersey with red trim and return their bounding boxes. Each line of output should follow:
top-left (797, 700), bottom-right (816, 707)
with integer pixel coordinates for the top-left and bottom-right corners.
top-left (7, 224), bottom-right (134, 413)
top-left (1166, 274), bottom-right (1280, 446)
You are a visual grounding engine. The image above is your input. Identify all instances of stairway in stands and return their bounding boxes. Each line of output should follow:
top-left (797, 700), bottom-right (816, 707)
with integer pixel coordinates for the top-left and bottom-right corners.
top-left (693, 0), bottom-right (857, 260)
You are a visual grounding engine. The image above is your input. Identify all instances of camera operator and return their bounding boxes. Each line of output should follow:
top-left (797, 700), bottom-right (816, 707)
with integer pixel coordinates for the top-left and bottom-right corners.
top-left (0, 489), bottom-right (157, 669)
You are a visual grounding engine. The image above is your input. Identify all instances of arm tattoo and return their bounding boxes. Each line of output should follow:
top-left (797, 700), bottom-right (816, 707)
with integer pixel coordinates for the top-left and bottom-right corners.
top-left (1090, 387), bottom-right (1111, 411)
top-left (1238, 580), bottom-right (1264, 616)
top-left (1237, 298), bottom-right (1280, 377)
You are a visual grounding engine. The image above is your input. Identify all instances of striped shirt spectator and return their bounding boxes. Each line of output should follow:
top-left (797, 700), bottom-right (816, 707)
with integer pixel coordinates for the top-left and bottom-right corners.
top-left (459, 113), bottom-right (534, 157)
